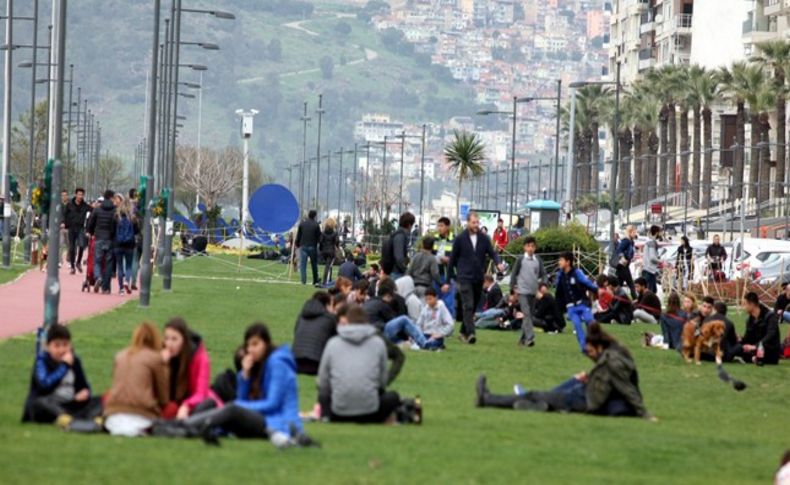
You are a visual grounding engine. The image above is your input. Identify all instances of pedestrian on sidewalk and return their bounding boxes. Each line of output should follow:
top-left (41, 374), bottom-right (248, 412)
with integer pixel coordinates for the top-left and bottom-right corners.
top-left (86, 190), bottom-right (117, 294)
top-left (296, 210), bottom-right (322, 287)
top-left (113, 195), bottom-right (139, 295)
top-left (62, 188), bottom-right (89, 274)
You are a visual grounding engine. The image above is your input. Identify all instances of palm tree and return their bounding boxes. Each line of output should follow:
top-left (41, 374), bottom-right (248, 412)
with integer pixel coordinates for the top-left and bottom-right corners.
top-left (685, 66), bottom-right (704, 207)
top-left (738, 65), bottom-right (772, 200)
top-left (629, 84), bottom-right (661, 203)
top-left (691, 68), bottom-right (720, 209)
top-left (753, 40), bottom-right (790, 199)
top-left (444, 130), bottom-right (486, 221)
top-left (753, 82), bottom-right (777, 201)
top-left (675, 66), bottom-right (693, 201)
top-left (718, 62), bottom-right (751, 200)
top-left (646, 65), bottom-right (681, 197)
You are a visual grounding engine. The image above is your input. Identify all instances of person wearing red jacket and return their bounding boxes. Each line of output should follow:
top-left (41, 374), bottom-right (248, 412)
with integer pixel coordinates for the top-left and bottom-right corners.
top-left (162, 318), bottom-right (222, 419)
top-left (492, 218), bottom-right (509, 253)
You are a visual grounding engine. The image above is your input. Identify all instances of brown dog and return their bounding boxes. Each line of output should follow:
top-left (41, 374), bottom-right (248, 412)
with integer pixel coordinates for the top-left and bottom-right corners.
top-left (682, 320), bottom-right (726, 365)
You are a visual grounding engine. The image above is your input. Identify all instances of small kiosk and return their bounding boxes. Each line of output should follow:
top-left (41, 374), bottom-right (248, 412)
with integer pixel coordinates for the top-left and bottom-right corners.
top-left (526, 199), bottom-right (561, 232)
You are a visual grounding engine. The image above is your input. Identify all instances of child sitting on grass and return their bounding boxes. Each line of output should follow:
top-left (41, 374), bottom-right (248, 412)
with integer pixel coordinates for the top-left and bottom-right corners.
top-left (22, 324), bottom-right (102, 426)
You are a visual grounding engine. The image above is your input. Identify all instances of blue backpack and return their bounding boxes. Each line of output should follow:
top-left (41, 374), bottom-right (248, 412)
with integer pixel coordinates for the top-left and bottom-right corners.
top-left (116, 216), bottom-right (134, 244)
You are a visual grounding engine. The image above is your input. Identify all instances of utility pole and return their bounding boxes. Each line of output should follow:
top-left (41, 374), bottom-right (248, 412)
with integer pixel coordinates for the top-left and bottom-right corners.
top-left (314, 94), bottom-right (324, 210)
top-left (236, 109), bottom-right (258, 252)
top-left (419, 124), bottom-right (426, 229)
top-left (1, 0), bottom-right (14, 268)
top-left (300, 101), bottom-right (310, 211)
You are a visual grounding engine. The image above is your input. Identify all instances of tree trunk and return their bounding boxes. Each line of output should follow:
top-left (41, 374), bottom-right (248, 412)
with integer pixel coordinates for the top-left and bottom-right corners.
top-left (572, 131), bottom-right (581, 200)
top-left (749, 113), bottom-right (760, 193)
top-left (647, 131), bottom-right (659, 200)
top-left (633, 126), bottom-right (644, 205)
top-left (776, 79), bottom-right (786, 199)
top-left (679, 107), bottom-right (690, 203)
top-left (659, 105), bottom-right (669, 197)
top-left (702, 107), bottom-right (713, 209)
top-left (759, 113), bottom-right (771, 202)
top-left (591, 122), bottom-right (600, 195)
top-left (457, 178), bottom-right (462, 223)
top-left (668, 103), bottom-right (678, 193)
top-left (581, 128), bottom-right (593, 195)
top-left (733, 101), bottom-right (745, 200)
top-left (691, 107), bottom-right (702, 207)
top-left (618, 128), bottom-right (633, 210)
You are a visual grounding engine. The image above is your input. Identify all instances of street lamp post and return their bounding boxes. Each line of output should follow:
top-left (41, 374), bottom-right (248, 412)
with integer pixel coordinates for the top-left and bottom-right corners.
top-left (419, 124), bottom-right (426, 229)
top-left (1, 0), bottom-right (13, 268)
top-left (314, 94), bottom-right (324, 210)
top-left (236, 109), bottom-right (258, 253)
top-left (300, 101), bottom-right (310, 211)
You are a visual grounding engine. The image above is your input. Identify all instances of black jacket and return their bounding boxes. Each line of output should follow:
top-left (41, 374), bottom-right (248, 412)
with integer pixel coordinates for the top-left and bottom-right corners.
top-left (22, 350), bottom-right (90, 422)
top-left (534, 293), bottom-right (566, 331)
top-left (390, 228), bottom-right (410, 275)
top-left (363, 297), bottom-right (396, 330)
top-left (482, 283), bottom-right (503, 311)
top-left (319, 229), bottom-right (339, 257)
top-left (293, 299), bottom-right (337, 364)
top-left (774, 293), bottom-right (790, 314)
top-left (86, 199), bottom-right (117, 241)
top-left (635, 290), bottom-right (662, 318)
top-left (448, 229), bottom-right (501, 283)
top-left (742, 305), bottom-right (781, 364)
top-left (295, 218), bottom-right (321, 248)
top-left (63, 197), bottom-right (89, 231)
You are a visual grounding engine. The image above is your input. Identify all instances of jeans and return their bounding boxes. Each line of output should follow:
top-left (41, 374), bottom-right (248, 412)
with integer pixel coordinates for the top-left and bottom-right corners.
top-left (483, 377), bottom-right (587, 413)
top-left (299, 246), bottom-right (319, 285)
top-left (384, 315), bottom-right (444, 350)
top-left (29, 395), bottom-right (103, 423)
top-left (458, 280), bottom-right (483, 338)
top-left (115, 247), bottom-right (134, 289)
top-left (131, 243), bottom-right (142, 287)
top-left (633, 309), bottom-right (658, 325)
top-left (659, 315), bottom-right (684, 350)
top-left (641, 270), bottom-right (658, 294)
top-left (435, 279), bottom-right (456, 318)
top-left (783, 311), bottom-right (790, 323)
top-left (322, 254), bottom-right (335, 285)
top-left (518, 294), bottom-right (536, 344)
top-left (474, 308), bottom-right (505, 329)
top-left (67, 228), bottom-right (85, 269)
top-left (567, 304), bottom-right (595, 352)
top-left (185, 404), bottom-right (268, 439)
top-left (94, 239), bottom-right (114, 291)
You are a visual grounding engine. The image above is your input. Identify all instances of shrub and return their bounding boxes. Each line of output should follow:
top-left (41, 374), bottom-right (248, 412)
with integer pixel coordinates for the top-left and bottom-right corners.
top-left (503, 222), bottom-right (600, 275)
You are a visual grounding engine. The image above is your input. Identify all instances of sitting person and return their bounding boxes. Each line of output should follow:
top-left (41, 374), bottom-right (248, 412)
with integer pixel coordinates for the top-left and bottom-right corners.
top-left (593, 274), bottom-right (613, 316)
top-left (396, 275), bottom-right (423, 321)
top-left (732, 292), bottom-right (781, 365)
top-left (475, 323), bottom-right (652, 420)
top-left (22, 324), bottom-right (102, 425)
top-left (384, 288), bottom-right (454, 350)
top-left (595, 276), bottom-right (633, 325)
top-left (293, 292), bottom-right (337, 376)
top-left (186, 323), bottom-right (313, 447)
top-left (633, 277), bottom-right (661, 324)
top-left (104, 323), bottom-right (170, 437)
top-left (712, 301), bottom-right (739, 362)
top-left (162, 318), bottom-right (223, 419)
top-left (211, 346), bottom-right (245, 404)
top-left (353, 243), bottom-right (367, 267)
top-left (363, 280), bottom-right (397, 330)
top-left (407, 236), bottom-right (441, 299)
top-left (658, 293), bottom-right (687, 350)
top-left (479, 274), bottom-right (503, 313)
top-left (348, 279), bottom-right (369, 305)
top-left (338, 253), bottom-right (363, 282)
top-left (474, 290), bottom-right (522, 330)
top-left (318, 305), bottom-right (402, 423)
top-left (334, 276), bottom-right (353, 301)
top-left (533, 283), bottom-right (566, 333)
top-left (775, 283), bottom-right (790, 323)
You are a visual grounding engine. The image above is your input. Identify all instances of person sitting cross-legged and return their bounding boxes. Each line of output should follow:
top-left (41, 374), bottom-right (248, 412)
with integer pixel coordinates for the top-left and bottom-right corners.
top-left (475, 323), bottom-right (653, 420)
top-left (319, 305), bottom-right (402, 424)
top-left (633, 277), bottom-right (662, 325)
top-left (532, 283), bottom-right (566, 333)
top-left (22, 324), bottom-right (102, 426)
top-left (384, 288), bottom-right (454, 350)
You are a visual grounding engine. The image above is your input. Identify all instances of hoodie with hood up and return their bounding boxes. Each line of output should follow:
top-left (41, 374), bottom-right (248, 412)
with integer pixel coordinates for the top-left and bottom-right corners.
top-left (293, 298), bottom-right (338, 364)
top-left (86, 198), bottom-right (117, 241)
top-left (395, 276), bottom-right (423, 321)
top-left (318, 324), bottom-right (388, 417)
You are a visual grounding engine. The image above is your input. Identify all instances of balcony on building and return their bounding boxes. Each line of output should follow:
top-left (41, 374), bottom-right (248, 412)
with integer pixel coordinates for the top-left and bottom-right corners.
top-left (764, 0), bottom-right (790, 17)
top-left (639, 12), bottom-right (654, 35)
top-left (675, 13), bottom-right (692, 34)
top-left (743, 12), bottom-right (778, 43)
top-left (638, 47), bottom-right (654, 71)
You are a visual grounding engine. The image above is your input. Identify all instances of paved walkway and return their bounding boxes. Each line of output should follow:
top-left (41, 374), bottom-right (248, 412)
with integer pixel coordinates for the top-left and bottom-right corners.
top-left (0, 268), bottom-right (130, 339)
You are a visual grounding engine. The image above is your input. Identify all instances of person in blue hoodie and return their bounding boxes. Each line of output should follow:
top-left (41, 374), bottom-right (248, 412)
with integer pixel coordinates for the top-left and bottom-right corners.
top-left (555, 251), bottom-right (599, 353)
top-left (22, 324), bottom-right (102, 424)
top-left (185, 323), bottom-right (317, 448)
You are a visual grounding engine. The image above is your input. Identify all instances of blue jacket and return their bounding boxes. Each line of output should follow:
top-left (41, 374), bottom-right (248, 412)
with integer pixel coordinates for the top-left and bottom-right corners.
top-left (22, 348), bottom-right (91, 422)
top-left (448, 229), bottom-right (501, 283)
top-left (235, 345), bottom-right (303, 435)
top-left (555, 268), bottom-right (598, 311)
top-left (615, 238), bottom-right (635, 263)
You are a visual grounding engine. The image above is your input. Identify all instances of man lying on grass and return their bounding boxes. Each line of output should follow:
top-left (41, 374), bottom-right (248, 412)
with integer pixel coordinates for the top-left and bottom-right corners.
top-left (475, 323), bottom-right (654, 420)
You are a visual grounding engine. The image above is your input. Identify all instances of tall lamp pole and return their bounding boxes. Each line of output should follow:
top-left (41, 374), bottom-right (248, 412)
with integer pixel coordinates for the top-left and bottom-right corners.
top-left (419, 124), bottom-right (426, 229)
top-left (314, 94), bottom-right (324, 210)
top-left (299, 101), bottom-right (310, 211)
top-left (235, 109), bottom-right (258, 251)
top-left (1, 0), bottom-right (13, 268)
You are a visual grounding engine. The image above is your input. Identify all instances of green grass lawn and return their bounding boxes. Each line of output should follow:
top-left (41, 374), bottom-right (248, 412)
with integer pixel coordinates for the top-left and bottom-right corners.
top-left (1, 255), bottom-right (789, 484)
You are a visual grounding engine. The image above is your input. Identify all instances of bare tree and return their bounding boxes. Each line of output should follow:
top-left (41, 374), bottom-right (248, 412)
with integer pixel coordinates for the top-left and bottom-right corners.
top-left (177, 145), bottom-right (243, 210)
top-left (97, 155), bottom-right (132, 193)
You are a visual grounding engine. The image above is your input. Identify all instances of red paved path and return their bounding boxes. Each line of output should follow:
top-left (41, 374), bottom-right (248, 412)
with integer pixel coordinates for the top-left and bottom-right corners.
top-left (0, 268), bottom-right (130, 339)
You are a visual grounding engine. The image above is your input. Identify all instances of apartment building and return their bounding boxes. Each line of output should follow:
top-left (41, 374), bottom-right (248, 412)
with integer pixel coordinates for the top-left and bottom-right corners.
top-left (609, 0), bottom-right (693, 83)
top-left (743, 0), bottom-right (790, 56)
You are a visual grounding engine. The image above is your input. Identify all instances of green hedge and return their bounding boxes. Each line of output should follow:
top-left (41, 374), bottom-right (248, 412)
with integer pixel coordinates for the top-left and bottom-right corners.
top-left (504, 222), bottom-right (601, 275)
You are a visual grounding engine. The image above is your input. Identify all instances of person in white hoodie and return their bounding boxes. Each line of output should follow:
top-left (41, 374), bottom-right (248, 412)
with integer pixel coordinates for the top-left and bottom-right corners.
top-left (395, 275), bottom-right (423, 321)
top-left (384, 288), bottom-right (454, 350)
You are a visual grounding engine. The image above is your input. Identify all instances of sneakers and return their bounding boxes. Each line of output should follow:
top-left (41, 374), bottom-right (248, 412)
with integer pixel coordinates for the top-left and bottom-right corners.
top-left (131, 284), bottom-right (138, 291)
top-left (124, 283), bottom-right (131, 294)
top-left (101, 289), bottom-right (111, 295)
top-left (513, 384), bottom-right (526, 396)
top-left (468, 335), bottom-right (477, 345)
top-left (513, 399), bottom-right (550, 412)
top-left (409, 342), bottom-right (421, 351)
top-left (119, 288), bottom-right (126, 296)
top-left (93, 278), bottom-right (102, 293)
top-left (55, 414), bottom-right (73, 430)
top-left (69, 267), bottom-right (76, 275)
top-left (76, 262), bottom-right (83, 273)
top-left (475, 374), bottom-right (488, 407)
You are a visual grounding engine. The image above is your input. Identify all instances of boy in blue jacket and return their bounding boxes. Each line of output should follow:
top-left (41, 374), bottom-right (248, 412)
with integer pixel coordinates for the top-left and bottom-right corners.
top-left (555, 252), bottom-right (598, 353)
top-left (22, 324), bottom-right (102, 424)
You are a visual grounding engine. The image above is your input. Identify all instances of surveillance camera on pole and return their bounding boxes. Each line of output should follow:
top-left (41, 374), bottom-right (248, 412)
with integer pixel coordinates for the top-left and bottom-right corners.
top-left (235, 109), bottom-right (258, 249)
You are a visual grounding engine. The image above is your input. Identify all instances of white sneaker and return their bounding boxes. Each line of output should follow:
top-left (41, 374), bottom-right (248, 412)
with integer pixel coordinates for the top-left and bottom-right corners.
top-left (119, 289), bottom-right (125, 296)
top-left (410, 343), bottom-right (421, 351)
